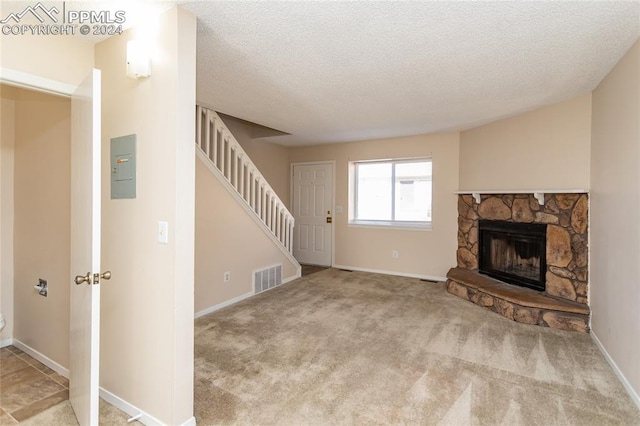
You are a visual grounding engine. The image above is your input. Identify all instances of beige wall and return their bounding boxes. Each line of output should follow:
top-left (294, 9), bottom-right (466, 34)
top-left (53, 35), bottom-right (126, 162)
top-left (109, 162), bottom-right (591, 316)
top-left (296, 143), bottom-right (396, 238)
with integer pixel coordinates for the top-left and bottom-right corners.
top-left (590, 39), bottom-right (640, 398)
top-left (223, 118), bottom-right (291, 206)
top-left (0, 86), bottom-right (16, 343)
top-left (459, 94), bottom-right (592, 191)
top-left (0, 29), bottom-right (93, 350)
top-left (96, 6), bottom-right (196, 424)
top-left (0, 32), bottom-right (94, 89)
top-left (290, 133), bottom-right (460, 279)
top-left (10, 88), bottom-right (71, 366)
top-left (195, 157), bottom-right (299, 313)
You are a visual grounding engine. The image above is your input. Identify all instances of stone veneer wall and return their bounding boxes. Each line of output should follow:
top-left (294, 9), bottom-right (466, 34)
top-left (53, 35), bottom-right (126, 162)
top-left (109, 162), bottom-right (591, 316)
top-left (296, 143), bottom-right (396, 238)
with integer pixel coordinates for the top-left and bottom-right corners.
top-left (457, 193), bottom-right (588, 304)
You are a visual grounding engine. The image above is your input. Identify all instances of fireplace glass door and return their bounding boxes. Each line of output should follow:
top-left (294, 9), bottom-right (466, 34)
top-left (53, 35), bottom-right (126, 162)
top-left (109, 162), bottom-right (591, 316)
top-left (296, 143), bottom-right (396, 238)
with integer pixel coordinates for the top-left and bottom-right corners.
top-left (478, 221), bottom-right (547, 291)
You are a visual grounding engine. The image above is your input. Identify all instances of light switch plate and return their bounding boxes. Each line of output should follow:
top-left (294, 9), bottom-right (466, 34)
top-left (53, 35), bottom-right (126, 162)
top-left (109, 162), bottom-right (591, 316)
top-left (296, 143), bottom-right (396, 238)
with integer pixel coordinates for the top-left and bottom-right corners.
top-left (158, 221), bottom-right (168, 244)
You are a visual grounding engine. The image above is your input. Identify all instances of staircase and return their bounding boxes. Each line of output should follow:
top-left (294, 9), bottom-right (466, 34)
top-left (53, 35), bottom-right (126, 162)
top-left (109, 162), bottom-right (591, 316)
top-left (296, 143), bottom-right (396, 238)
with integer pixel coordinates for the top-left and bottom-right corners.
top-left (195, 105), bottom-right (299, 266)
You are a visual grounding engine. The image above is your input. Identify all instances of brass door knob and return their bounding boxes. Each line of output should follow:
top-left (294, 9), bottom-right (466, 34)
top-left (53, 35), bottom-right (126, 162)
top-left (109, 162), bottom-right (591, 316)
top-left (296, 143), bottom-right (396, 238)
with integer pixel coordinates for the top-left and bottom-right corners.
top-left (74, 272), bottom-right (91, 285)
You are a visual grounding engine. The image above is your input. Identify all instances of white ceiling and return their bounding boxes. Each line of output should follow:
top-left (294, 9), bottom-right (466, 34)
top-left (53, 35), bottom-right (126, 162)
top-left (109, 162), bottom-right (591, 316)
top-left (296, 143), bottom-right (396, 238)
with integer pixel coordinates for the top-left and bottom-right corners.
top-left (180, 1), bottom-right (640, 146)
top-left (4, 1), bottom-right (637, 146)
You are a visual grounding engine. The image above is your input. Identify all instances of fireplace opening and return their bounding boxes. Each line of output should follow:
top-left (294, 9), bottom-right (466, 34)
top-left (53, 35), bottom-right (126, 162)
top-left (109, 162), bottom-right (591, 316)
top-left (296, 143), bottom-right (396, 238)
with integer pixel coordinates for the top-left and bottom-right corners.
top-left (478, 220), bottom-right (547, 292)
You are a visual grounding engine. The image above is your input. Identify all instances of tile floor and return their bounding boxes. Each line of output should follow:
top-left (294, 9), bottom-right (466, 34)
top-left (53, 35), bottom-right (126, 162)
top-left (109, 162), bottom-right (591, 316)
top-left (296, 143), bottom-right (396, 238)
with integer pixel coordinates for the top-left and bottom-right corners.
top-left (0, 346), bottom-right (69, 424)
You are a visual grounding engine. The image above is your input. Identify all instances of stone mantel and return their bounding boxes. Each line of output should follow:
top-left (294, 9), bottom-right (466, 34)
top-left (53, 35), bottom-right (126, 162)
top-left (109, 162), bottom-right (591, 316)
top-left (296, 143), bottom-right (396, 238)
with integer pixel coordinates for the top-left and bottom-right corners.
top-left (455, 189), bottom-right (589, 205)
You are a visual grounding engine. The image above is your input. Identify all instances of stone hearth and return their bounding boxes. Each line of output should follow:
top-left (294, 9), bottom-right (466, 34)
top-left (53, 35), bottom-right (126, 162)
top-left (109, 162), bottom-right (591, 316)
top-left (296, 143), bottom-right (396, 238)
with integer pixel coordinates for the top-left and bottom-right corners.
top-left (447, 193), bottom-right (590, 332)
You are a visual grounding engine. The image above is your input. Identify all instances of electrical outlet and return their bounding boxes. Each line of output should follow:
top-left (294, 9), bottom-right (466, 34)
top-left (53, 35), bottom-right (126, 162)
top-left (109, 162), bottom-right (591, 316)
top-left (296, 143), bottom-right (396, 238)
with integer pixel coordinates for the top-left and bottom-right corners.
top-left (224, 271), bottom-right (231, 282)
top-left (392, 250), bottom-right (399, 259)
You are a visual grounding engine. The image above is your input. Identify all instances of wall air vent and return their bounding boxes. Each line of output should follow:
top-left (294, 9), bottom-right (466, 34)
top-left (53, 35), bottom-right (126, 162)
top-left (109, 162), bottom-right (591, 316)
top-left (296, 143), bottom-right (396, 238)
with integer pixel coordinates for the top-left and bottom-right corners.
top-left (254, 264), bottom-right (282, 294)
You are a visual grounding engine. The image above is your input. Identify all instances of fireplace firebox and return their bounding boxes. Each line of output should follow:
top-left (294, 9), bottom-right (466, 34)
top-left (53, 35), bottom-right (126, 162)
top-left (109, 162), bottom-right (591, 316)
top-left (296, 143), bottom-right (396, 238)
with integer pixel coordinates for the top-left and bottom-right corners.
top-left (478, 220), bottom-right (547, 292)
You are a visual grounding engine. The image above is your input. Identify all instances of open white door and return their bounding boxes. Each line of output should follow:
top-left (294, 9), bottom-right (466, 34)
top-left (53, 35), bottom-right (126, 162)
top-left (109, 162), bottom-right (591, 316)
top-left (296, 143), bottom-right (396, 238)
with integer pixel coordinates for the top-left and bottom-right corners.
top-left (69, 69), bottom-right (104, 426)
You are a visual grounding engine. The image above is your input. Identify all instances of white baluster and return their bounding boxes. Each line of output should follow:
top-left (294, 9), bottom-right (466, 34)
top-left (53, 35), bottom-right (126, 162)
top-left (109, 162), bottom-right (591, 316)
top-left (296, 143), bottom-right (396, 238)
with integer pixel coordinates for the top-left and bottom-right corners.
top-left (257, 182), bottom-right (262, 218)
top-left (271, 198), bottom-right (277, 233)
top-left (224, 137), bottom-right (230, 180)
top-left (289, 217), bottom-right (294, 251)
top-left (196, 106), bottom-right (202, 149)
top-left (288, 217), bottom-right (293, 250)
top-left (212, 126), bottom-right (219, 167)
top-left (240, 162), bottom-right (245, 200)
top-left (245, 165), bottom-right (250, 201)
top-left (273, 202), bottom-right (278, 237)
top-left (270, 199), bottom-right (274, 234)
top-left (266, 192), bottom-right (272, 231)
top-left (283, 214), bottom-right (288, 245)
top-left (204, 109), bottom-right (211, 157)
top-left (257, 178), bottom-right (261, 215)
top-left (230, 146), bottom-right (237, 188)
top-left (265, 188), bottom-right (270, 225)
top-left (268, 196), bottom-right (273, 232)
top-left (228, 139), bottom-right (233, 182)
top-left (236, 155), bottom-right (242, 193)
top-left (208, 117), bottom-right (214, 162)
top-left (266, 191), bottom-right (271, 229)
top-left (249, 171), bottom-right (255, 210)
top-left (276, 205), bottom-right (281, 241)
top-left (218, 133), bottom-right (225, 175)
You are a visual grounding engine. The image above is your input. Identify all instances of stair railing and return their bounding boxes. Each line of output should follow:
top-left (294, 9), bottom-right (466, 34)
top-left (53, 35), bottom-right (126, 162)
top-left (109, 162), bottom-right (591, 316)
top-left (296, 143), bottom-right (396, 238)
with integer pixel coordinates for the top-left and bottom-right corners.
top-left (196, 105), bottom-right (295, 254)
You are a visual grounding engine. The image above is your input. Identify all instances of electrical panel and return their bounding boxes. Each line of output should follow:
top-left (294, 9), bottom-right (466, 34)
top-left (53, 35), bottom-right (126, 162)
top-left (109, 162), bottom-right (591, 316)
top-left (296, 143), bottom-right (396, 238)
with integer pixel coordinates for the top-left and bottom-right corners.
top-left (110, 134), bottom-right (136, 199)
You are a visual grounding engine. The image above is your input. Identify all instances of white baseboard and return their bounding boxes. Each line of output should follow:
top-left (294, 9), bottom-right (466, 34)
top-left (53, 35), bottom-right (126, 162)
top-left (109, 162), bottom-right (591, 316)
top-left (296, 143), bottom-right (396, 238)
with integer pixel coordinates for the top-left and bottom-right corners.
top-left (591, 331), bottom-right (640, 410)
top-left (195, 291), bottom-right (254, 319)
top-left (332, 264), bottom-right (446, 282)
top-left (99, 387), bottom-right (170, 426)
top-left (180, 416), bottom-right (197, 426)
top-left (282, 271), bottom-right (301, 285)
top-left (180, 417), bottom-right (196, 426)
top-left (12, 339), bottom-right (69, 378)
top-left (10, 341), bottom-right (197, 425)
top-left (0, 338), bottom-right (13, 348)
top-left (194, 272), bottom-right (301, 319)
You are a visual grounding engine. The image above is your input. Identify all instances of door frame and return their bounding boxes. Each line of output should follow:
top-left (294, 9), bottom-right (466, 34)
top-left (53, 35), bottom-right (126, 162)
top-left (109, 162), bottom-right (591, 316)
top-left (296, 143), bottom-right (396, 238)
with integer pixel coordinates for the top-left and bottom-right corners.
top-left (290, 160), bottom-right (336, 267)
top-left (0, 68), bottom-right (96, 421)
top-left (1, 67), bottom-right (77, 97)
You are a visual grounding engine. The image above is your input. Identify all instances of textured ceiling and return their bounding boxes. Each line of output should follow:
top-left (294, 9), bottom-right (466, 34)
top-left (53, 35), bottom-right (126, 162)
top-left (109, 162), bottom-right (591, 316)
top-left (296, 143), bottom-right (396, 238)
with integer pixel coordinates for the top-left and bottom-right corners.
top-left (4, 1), bottom-right (637, 146)
top-left (181, 1), bottom-right (640, 146)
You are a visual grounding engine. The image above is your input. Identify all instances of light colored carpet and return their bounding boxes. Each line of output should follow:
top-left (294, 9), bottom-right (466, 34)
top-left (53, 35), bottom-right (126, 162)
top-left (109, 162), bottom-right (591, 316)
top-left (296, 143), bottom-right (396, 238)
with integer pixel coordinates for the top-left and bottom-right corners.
top-left (194, 268), bottom-right (640, 425)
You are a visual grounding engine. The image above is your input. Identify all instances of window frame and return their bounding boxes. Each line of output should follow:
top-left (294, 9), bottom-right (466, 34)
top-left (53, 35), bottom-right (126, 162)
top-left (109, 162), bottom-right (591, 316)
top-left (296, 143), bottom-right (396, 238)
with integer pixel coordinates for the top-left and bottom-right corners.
top-left (349, 157), bottom-right (432, 231)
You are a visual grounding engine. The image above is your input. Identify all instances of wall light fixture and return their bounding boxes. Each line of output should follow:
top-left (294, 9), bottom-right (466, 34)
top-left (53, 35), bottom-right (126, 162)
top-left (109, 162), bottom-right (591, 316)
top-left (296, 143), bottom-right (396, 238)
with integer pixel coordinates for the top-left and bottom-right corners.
top-left (126, 40), bottom-right (151, 79)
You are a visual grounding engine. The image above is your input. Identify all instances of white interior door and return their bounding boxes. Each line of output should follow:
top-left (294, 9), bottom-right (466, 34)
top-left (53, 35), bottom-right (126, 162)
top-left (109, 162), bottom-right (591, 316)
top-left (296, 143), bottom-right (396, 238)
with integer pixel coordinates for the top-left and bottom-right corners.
top-left (69, 69), bottom-right (102, 426)
top-left (292, 163), bottom-right (333, 266)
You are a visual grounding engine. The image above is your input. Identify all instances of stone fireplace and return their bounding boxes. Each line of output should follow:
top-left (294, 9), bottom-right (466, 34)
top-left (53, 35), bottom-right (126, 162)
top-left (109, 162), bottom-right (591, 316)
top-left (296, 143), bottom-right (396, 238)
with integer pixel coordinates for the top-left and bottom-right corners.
top-left (447, 193), bottom-right (589, 332)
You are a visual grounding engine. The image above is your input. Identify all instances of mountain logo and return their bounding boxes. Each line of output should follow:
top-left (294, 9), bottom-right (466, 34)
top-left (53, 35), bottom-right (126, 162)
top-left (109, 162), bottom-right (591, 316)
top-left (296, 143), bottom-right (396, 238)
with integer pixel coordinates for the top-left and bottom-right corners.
top-left (1, 2), bottom-right (60, 24)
